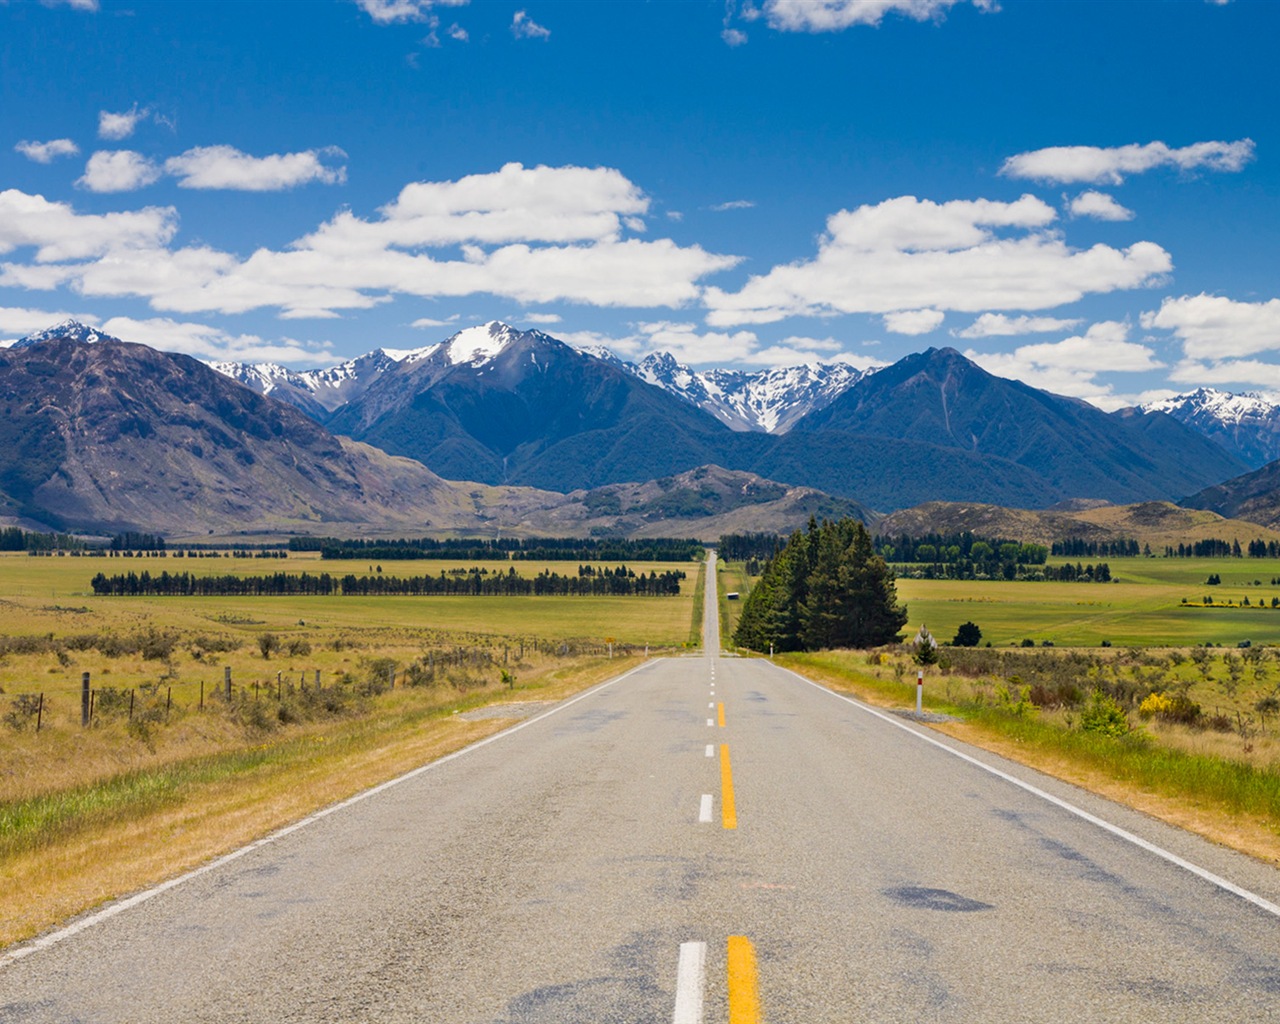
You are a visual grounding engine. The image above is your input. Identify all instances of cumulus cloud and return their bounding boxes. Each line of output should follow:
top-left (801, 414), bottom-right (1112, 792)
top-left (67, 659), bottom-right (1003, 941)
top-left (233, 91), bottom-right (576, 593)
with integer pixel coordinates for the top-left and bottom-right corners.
top-left (965, 321), bottom-right (1163, 401)
top-left (518, 312), bottom-right (562, 324)
top-left (757, 0), bottom-right (996, 31)
top-left (1001, 139), bottom-right (1255, 185)
top-left (14, 139), bottom-right (80, 163)
top-left (955, 313), bottom-right (1083, 338)
top-left (704, 194), bottom-right (1170, 326)
top-left (164, 146), bottom-right (348, 191)
top-left (77, 150), bottom-right (162, 193)
top-left (1069, 190), bottom-right (1134, 221)
top-left (0, 305), bottom-right (99, 337)
top-left (300, 163), bottom-right (650, 249)
top-left (883, 308), bottom-right (944, 335)
top-left (353, 0), bottom-right (467, 25)
top-left (101, 315), bottom-right (337, 364)
top-left (711, 200), bottom-right (755, 212)
top-left (511, 10), bottom-right (550, 39)
top-left (97, 105), bottom-right (152, 141)
top-left (1142, 293), bottom-right (1280, 361)
top-left (411, 315), bottom-right (461, 328)
top-left (722, 27), bottom-right (749, 45)
top-left (447, 22), bottom-right (468, 40)
top-left (0, 189), bottom-right (177, 262)
top-left (0, 166), bottom-right (738, 319)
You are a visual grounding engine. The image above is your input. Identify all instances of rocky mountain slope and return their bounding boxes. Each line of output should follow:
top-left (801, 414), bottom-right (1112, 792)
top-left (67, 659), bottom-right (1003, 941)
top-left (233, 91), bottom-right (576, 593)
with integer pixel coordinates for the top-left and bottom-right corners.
top-left (1181, 459), bottom-right (1280, 531)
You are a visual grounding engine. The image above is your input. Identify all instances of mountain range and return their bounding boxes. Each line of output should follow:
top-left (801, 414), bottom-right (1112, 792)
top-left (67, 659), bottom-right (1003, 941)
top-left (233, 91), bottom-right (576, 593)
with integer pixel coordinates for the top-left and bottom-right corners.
top-left (4, 319), bottom-right (1279, 539)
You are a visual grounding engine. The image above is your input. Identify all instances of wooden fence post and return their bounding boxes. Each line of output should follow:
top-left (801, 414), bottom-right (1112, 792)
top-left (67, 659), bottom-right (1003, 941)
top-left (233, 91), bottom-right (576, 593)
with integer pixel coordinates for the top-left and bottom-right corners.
top-left (81, 671), bottom-right (90, 727)
top-left (224, 666), bottom-right (232, 701)
top-left (36, 693), bottom-right (43, 733)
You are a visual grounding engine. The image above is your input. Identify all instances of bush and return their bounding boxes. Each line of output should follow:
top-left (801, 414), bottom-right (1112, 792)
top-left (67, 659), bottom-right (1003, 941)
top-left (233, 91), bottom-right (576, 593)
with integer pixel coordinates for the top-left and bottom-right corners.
top-left (3, 693), bottom-right (42, 731)
top-left (951, 621), bottom-right (982, 647)
top-left (1080, 689), bottom-right (1130, 737)
top-left (286, 638), bottom-right (312, 657)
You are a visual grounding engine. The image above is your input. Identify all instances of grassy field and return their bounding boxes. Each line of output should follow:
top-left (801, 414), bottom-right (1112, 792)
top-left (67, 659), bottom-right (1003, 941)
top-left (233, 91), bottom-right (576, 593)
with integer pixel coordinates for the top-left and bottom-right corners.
top-left (895, 556), bottom-right (1280, 648)
top-left (717, 558), bottom-right (750, 644)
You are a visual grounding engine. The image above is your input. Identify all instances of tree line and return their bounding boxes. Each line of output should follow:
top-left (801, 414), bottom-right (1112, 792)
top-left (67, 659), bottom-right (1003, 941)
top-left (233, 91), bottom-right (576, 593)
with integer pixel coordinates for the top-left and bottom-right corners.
top-left (292, 536), bottom-right (703, 562)
top-left (89, 565), bottom-right (686, 597)
top-left (734, 517), bottom-right (907, 653)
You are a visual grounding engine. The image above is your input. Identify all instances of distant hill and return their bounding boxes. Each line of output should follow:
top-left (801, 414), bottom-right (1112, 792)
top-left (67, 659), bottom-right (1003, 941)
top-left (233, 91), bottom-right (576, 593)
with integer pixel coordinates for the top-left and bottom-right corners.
top-left (1181, 459), bottom-right (1280, 531)
top-left (877, 500), bottom-right (1280, 549)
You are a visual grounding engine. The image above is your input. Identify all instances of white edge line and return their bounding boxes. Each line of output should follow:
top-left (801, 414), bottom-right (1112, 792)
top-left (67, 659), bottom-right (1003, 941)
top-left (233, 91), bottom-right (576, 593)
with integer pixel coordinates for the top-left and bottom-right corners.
top-left (673, 940), bottom-right (707, 1024)
top-left (0, 660), bottom-right (657, 968)
top-left (699, 794), bottom-right (713, 823)
top-left (781, 666), bottom-right (1280, 920)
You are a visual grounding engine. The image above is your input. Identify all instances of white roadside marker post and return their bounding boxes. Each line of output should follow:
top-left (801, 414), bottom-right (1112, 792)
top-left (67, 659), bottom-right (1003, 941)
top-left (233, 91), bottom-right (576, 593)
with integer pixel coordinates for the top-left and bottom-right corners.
top-left (917, 668), bottom-right (923, 714)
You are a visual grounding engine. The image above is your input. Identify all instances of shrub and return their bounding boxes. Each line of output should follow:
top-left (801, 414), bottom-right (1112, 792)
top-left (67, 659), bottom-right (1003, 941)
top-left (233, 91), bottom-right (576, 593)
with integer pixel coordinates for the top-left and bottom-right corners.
top-left (3, 693), bottom-right (43, 731)
top-left (286, 638), bottom-right (312, 657)
top-left (951, 621), bottom-right (982, 647)
top-left (1080, 689), bottom-right (1130, 737)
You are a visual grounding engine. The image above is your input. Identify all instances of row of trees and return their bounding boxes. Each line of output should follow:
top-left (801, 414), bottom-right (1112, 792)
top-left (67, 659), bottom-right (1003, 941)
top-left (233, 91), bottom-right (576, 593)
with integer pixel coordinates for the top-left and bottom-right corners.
top-left (875, 533), bottom-right (1048, 566)
top-left (293, 536), bottom-right (703, 562)
top-left (89, 566), bottom-right (686, 597)
top-left (733, 517), bottom-right (907, 653)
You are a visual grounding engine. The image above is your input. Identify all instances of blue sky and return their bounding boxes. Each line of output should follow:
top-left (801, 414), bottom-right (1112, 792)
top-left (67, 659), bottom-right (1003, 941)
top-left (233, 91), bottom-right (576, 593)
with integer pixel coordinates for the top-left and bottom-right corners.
top-left (1, 0), bottom-right (1278, 409)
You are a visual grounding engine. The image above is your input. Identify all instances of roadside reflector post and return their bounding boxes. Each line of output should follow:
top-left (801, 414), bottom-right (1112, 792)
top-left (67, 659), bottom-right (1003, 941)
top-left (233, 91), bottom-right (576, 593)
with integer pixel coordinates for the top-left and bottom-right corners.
top-left (917, 668), bottom-right (923, 714)
top-left (81, 671), bottom-right (90, 727)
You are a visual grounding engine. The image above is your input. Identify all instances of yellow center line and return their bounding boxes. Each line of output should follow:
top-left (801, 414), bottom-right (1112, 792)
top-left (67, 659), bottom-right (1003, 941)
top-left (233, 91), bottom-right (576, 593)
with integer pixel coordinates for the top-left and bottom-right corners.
top-left (727, 935), bottom-right (762, 1024)
top-left (717, 701), bottom-right (725, 728)
top-left (719, 744), bottom-right (737, 830)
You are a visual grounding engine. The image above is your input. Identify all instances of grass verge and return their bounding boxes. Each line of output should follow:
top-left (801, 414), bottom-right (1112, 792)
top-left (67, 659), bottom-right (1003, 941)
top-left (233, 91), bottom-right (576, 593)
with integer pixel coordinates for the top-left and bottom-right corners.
top-left (688, 560), bottom-right (706, 648)
top-left (780, 651), bottom-right (1280, 866)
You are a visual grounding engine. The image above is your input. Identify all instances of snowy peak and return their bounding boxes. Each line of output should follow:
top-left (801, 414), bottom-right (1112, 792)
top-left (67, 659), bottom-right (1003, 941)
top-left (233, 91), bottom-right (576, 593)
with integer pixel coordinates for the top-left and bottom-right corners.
top-left (443, 321), bottom-right (525, 366)
top-left (1139, 388), bottom-right (1280, 469)
top-left (629, 351), bottom-right (871, 433)
top-left (14, 319), bottom-right (122, 349)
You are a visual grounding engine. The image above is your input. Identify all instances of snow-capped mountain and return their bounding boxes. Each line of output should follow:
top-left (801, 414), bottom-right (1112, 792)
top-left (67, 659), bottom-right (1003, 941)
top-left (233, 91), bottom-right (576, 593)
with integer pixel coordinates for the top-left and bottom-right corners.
top-left (13, 320), bottom-right (122, 349)
top-left (632, 352), bottom-right (871, 433)
top-left (1140, 388), bottom-right (1280, 469)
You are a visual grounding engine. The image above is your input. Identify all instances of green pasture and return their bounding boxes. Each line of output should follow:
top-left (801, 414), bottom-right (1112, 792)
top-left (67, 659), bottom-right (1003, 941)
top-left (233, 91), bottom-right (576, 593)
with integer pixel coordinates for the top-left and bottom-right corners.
top-left (902, 556), bottom-right (1280, 647)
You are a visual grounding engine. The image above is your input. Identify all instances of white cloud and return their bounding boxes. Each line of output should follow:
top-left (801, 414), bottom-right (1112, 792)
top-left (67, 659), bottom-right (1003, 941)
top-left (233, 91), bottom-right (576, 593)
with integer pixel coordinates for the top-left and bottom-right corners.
top-left (0, 305), bottom-right (99, 336)
top-left (164, 146), bottom-right (348, 191)
top-left (722, 27), bottom-right (749, 45)
top-left (704, 194), bottom-right (1170, 325)
top-left (0, 189), bottom-right (177, 262)
top-left (1001, 139), bottom-right (1256, 185)
top-left (14, 139), bottom-right (80, 163)
top-left (98, 105), bottom-right (151, 141)
top-left (77, 150), bottom-right (162, 193)
top-left (965, 321), bottom-right (1162, 401)
top-left (301, 162), bottom-right (649, 249)
top-left (353, 0), bottom-right (467, 25)
top-left (447, 22), bottom-right (469, 40)
top-left (1069, 190), bottom-right (1134, 222)
top-left (511, 10), bottom-right (550, 39)
top-left (411, 315), bottom-right (461, 328)
top-left (883, 308), bottom-right (944, 335)
top-left (100, 316), bottom-right (337, 364)
top-left (758, 0), bottom-right (995, 31)
top-left (1170, 358), bottom-right (1280, 392)
top-left (955, 313), bottom-right (1083, 338)
top-left (0, 166), bottom-right (737, 319)
top-left (519, 312), bottom-right (561, 324)
top-left (1142, 294), bottom-right (1280, 360)
top-left (40, 0), bottom-right (99, 9)
top-left (711, 200), bottom-right (755, 212)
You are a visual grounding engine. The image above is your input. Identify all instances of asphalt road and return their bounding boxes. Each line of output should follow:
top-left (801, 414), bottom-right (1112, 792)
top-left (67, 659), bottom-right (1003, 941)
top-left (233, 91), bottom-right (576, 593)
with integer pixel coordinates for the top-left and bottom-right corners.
top-left (3, 551), bottom-right (1279, 1022)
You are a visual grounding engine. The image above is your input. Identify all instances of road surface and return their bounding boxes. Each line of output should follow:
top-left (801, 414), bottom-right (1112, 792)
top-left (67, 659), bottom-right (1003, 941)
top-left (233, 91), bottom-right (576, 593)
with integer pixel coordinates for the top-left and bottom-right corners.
top-left (2, 550), bottom-right (1279, 1022)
